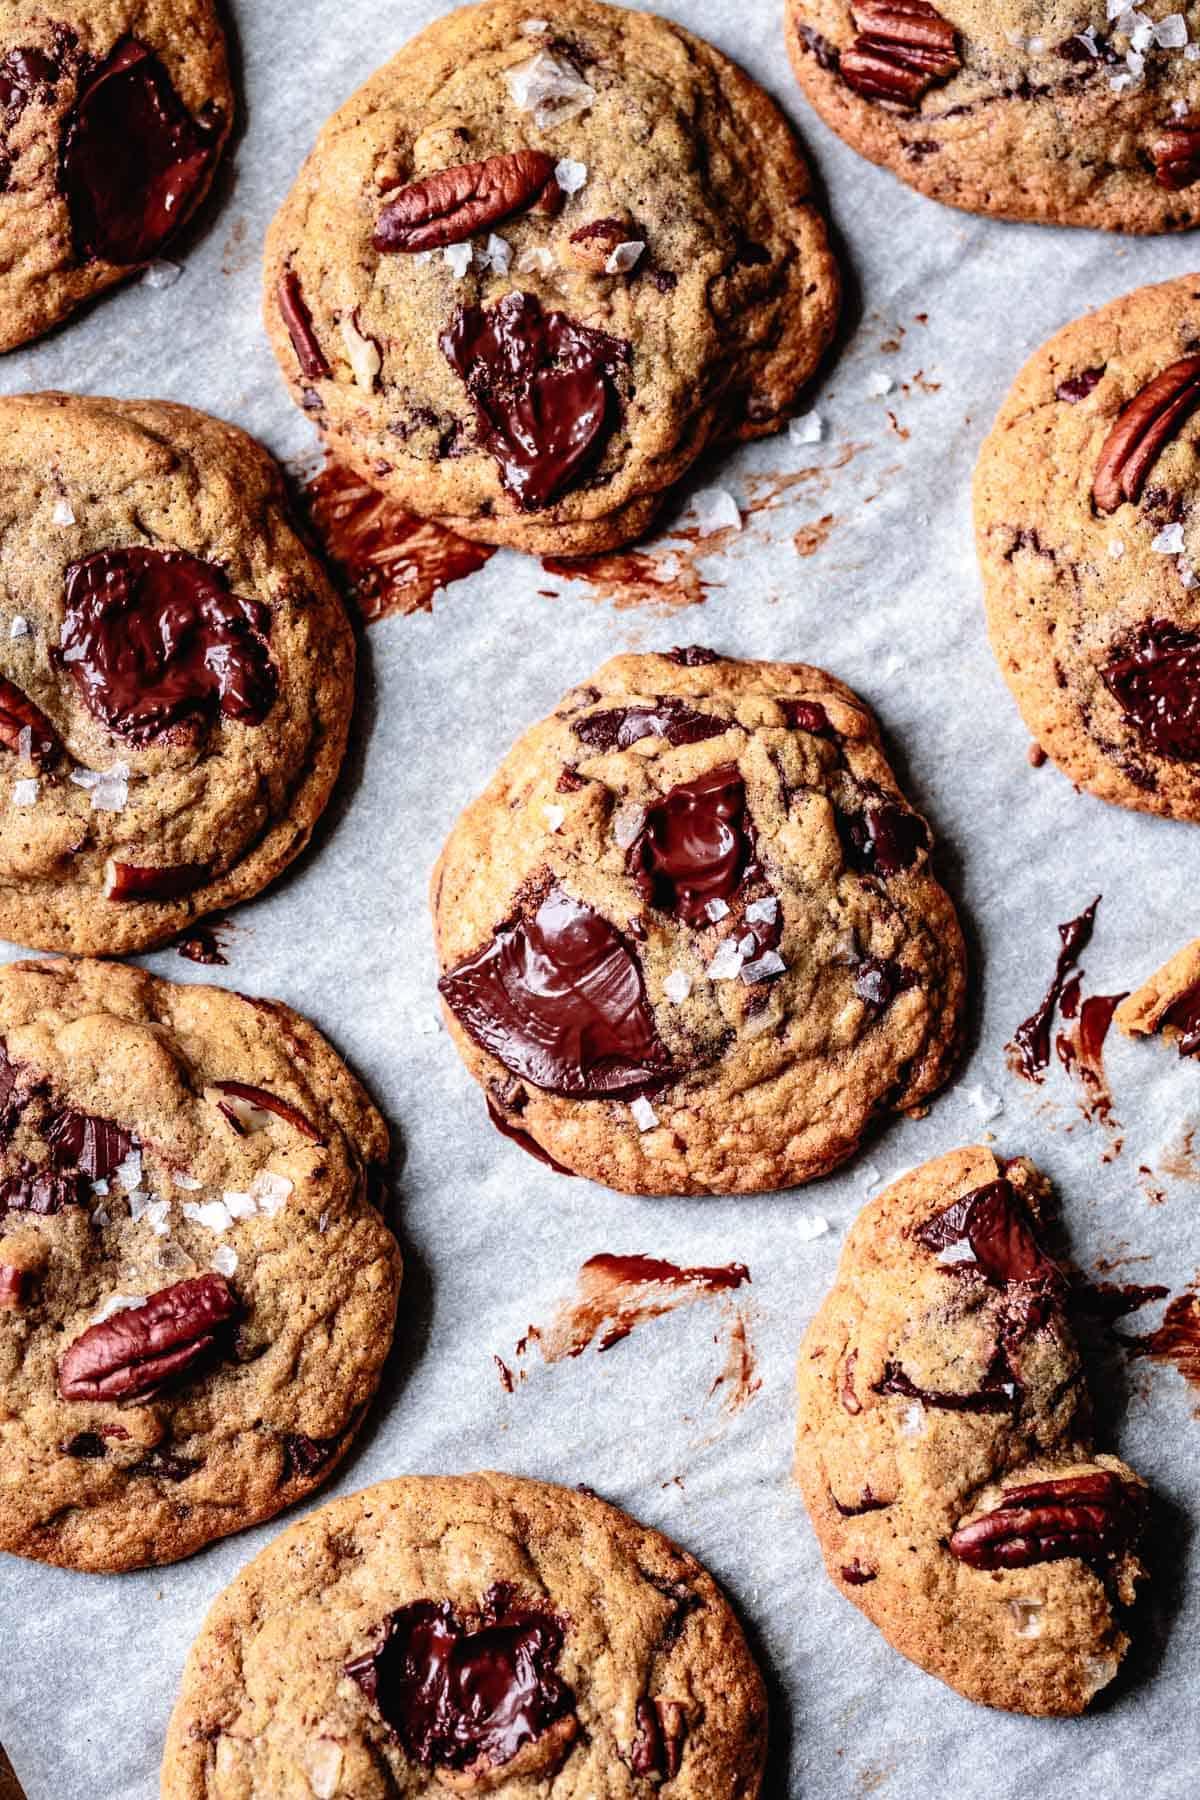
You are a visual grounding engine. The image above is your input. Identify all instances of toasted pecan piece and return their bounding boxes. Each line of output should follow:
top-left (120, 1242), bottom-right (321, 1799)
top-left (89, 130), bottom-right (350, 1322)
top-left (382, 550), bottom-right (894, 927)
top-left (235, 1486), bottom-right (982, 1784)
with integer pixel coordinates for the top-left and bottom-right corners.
top-left (1092, 355), bottom-right (1200, 512)
top-left (374, 150), bottom-right (560, 252)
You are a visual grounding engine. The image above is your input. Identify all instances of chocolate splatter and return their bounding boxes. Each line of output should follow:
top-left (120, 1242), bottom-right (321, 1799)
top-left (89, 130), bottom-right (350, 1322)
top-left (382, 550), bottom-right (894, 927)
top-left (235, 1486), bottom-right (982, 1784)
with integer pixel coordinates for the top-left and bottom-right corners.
top-left (1007, 898), bottom-right (1100, 1081)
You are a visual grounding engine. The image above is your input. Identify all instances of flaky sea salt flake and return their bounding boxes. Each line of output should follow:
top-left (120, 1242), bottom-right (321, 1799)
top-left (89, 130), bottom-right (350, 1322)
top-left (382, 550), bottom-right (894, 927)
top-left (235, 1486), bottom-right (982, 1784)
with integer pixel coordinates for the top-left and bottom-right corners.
top-left (212, 1245), bottom-right (238, 1277)
top-left (11, 779), bottom-right (37, 807)
top-left (789, 412), bottom-right (824, 445)
top-left (142, 259), bottom-right (181, 289)
top-left (745, 897), bottom-right (778, 926)
top-left (222, 1190), bottom-right (256, 1220)
top-left (145, 1198), bottom-right (172, 1236)
top-left (741, 951), bottom-right (786, 983)
top-left (692, 487), bottom-right (742, 535)
top-left (630, 1095), bottom-right (659, 1131)
top-left (613, 803), bottom-right (645, 849)
top-left (516, 244), bottom-right (555, 274)
top-left (1155, 11), bottom-right (1187, 45)
top-left (250, 1170), bottom-right (294, 1217)
top-left (704, 896), bottom-right (729, 922)
top-left (505, 51), bottom-right (596, 129)
top-left (542, 802), bottom-right (565, 832)
top-left (91, 1292), bottom-right (148, 1325)
top-left (604, 239), bottom-right (644, 274)
top-left (663, 969), bottom-right (691, 1004)
top-left (795, 1214), bottom-right (829, 1241)
top-left (1151, 522), bottom-right (1185, 553)
top-left (8, 615), bottom-right (29, 638)
top-left (866, 370), bottom-right (893, 397)
top-left (71, 762), bottom-right (130, 811)
top-left (554, 157), bottom-right (588, 194)
top-left (444, 241), bottom-right (473, 278)
top-left (706, 938), bottom-right (744, 981)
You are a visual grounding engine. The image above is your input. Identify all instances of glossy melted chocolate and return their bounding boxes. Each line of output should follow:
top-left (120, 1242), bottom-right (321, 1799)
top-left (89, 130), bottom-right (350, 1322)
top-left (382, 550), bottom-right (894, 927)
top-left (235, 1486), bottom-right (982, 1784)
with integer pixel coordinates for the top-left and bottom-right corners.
top-left (630, 766), bottom-right (752, 924)
top-left (59, 547), bottom-right (277, 746)
top-left (345, 1584), bottom-right (575, 1774)
top-left (572, 698), bottom-right (727, 753)
top-left (915, 1177), bottom-right (1062, 1289)
top-left (439, 886), bottom-right (671, 1097)
top-left (1162, 979), bottom-right (1200, 1055)
top-left (1008, 898), bottom-right (1099, 1080)
top-left (1102, 619), bottom-right (1200, 761)
top-left (61, 38), bottom-right (220, 265)
top-left (840, 791), bottom-right (928, 877)
top-left (441, 291), bottom-right (629, 510)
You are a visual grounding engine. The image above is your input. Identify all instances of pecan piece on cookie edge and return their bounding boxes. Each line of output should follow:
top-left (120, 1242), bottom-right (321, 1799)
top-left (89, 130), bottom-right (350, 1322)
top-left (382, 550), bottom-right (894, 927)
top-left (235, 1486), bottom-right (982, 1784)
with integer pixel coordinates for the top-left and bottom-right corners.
top-left (1092, 356), bottom-right (1200, 513)
top-left (841, 0), bottom-right (961, 107)
top-left (949, 1471), bottom-right (1144, 1570)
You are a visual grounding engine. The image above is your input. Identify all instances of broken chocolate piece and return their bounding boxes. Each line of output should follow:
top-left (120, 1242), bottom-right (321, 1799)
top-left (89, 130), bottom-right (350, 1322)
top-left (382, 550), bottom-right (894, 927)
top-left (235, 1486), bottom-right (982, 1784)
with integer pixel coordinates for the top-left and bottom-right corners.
top-left (629, 766), bottom-right (753, 925)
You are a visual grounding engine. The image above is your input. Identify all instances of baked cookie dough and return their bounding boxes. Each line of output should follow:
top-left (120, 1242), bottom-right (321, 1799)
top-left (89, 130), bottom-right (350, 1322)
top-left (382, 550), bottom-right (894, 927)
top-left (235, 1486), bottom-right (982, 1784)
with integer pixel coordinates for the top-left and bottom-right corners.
top-left (786, 0), bottom-right (1200, 230)
top-left (975, 274), bottom-right (1200, 821)
top-left (0, 393), bottom-right (355, 954)
top-left (0, 958), bottom-right (400, 1573)
top-left (1116, 933), bottom-right (1200, 1051)
top-left (0, 1), bottom-right (232, 351)
top-left (264, 0), bottom-right (839, 557)
top-left (795, 1145), bottom-right (1151, 1714)
top-left (161, 1471), bottom-right (768, 1798)
top-left (432, 649), bottom-right (965, 1195)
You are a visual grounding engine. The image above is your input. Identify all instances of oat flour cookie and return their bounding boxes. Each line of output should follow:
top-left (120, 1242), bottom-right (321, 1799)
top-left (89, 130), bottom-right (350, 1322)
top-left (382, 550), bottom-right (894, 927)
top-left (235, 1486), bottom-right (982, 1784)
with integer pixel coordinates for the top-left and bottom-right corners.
top-left (786, 0), bottom-right (1200, 230)
top-left (0, 1), bottom-right (232, 351)
top-left (264, 0), bottom-right (839, 557)
top-left (0, 393), bottom-right (355, 953)
top-left (0, 959), bottom-right (400, 1573)
top-left (795, 1146), bottom-right (1151, 1713)
top-left (1116, 933), bottom-right (1200, 1051)
top-left (432, 649), bottom-right (965, 1195)
top-left (161, 1471), bottom-right (767, 1798)
top-left (975, 275), bottom-right (1200, 820)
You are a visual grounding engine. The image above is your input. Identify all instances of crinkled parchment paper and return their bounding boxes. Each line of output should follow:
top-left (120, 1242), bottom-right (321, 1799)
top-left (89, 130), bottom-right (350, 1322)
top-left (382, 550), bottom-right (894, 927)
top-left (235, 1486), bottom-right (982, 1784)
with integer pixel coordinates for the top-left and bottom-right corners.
top-left (1, 0), bottom-right (1200, 1793)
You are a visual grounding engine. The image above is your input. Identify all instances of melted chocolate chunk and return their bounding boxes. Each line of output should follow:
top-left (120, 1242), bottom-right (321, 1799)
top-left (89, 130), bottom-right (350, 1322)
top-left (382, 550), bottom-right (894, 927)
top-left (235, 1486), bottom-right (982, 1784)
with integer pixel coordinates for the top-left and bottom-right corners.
top-left (629, 766), bottom-right (753, 925)
top-left (875, 1360), bottom-right (1017, 1414)
top-left (1056, 367), bottom-right (1105, 403)
top-left (915, 1178), bottom-right (1063, 1290)
top-left (1162, 979), bottom-right (1200, 1055)
top-left (62, 1430), bottom-right (106, 1459)
top-left (46, 1108), bottom-right (132, 1180)
top-left (1102, 619), bottom-right (1200, 761)
top-left (854, 957), bottom-right (917, 1013)
top-left (61, 38), bottom-right (220, 265)
top-left (345, 1584), bottom-right (575, 1774)
top-left (281, 1432), bottom-right (341, 1479)
top-left (0, 45), bottom-right (60, 114)
top-left (59, 547), bottom-right (277, 746)
top-left (781, 698), bottom-right (833, 735)
top-left (486, 1099), bottom-right (576, 1175)
top-left (572, 697), bottom-right (727, 752)
top-left (830, 1484), bottom-right (892, 1517)
top-left (439, 886), bottom-right (671, 1097)
top-left (0, 1169), bottom-right (86, 1215)
top-left (665, 645), bottom-right (721, 666)
top-left (840, 791), bottom-right (928, 877)
top-left (1008, 898), bottom-right (1099, 1080)
top-left (441, 291), bottom-right (629, 510)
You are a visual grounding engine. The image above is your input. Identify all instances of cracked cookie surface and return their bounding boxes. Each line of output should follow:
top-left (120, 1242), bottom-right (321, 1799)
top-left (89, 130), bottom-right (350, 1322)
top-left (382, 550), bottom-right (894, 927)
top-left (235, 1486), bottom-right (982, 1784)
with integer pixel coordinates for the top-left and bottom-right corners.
top-left (432, 650), bottom-right (965, 1196)
top-left (0, 958), bottom-right (400, 1572)
top-left (976, 275), bottom-right (1200, 821)
top-left (263, 0), bottom-right (838, 557)
top-left (161, 1471), bottom-right (767, 1798)
top-left (785, 0), bottom-right (1200, 229)
top-left (794, 1145), bottom-right (1151, 1714)
top-left (0, 393), bottom-right (355, 952)
top-left (0, 0), bottom-right (232, 350)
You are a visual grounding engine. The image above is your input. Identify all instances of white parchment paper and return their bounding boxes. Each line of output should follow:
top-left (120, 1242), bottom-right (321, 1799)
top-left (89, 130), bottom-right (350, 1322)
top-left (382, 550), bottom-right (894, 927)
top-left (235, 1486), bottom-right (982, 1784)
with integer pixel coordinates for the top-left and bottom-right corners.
top-left (1, 0), bottom-right (1199, 1793)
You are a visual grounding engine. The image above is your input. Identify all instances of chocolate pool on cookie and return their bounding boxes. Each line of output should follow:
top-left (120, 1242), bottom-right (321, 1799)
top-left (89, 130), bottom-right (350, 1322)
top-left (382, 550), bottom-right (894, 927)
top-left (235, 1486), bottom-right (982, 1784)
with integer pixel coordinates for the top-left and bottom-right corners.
top-left (786, 0), bottom-right (1200, 230)
top-left (263, 0), bottom-right (838, 557)
top-left (795, 1146), bottom-right (1153, 1714)
top-left (0, 2), bottom-right (232, 351)
top-left (0, 393), bottom-right (356, 953)
top-left (0, 959), bottom-right (401, 1573)
top-left (432, 650), bottom-right (965, 1195)
top-left (161, 1473), bottom-right (768, 1797)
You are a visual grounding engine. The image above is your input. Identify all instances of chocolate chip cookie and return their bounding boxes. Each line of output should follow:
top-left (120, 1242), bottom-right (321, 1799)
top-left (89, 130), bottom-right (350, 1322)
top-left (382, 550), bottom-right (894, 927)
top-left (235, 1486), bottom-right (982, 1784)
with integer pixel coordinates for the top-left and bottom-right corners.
top-left (795, 1145), bottom-right (1151, 1714)
top-left (0, 392), bottom-right (355, 954)
top-left (432, 650), bottom-right (965, 1195)
top-left (974, 275), bottom-right (1200, 820)
top-left (264, 0), bottom-right (839, 557)
top-left (786, 0), bottom-right (1200, 229)
top-left (0, 958), bottom-right (400, 1573)
top-left (161, 1471), bottom-right (768, 1797)
top-left (0, 2), bottom-right (232, 351)
top-left (1116, 933), bottom-right (1200, 1052)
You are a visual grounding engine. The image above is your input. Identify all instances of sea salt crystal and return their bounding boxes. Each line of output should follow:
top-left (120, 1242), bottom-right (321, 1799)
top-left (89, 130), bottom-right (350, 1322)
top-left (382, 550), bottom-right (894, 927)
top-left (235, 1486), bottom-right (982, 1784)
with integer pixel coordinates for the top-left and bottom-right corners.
top-left (966, 1083), bottom-right (1003, 1121)
top-left (1083, 1654), bottom-right (1119, 1697)
top-left (738, 933), bottom-right (758, 958)
top-left (745, 897), bottom-right (778, 925)
top-left (91, 1293), bottom-right (147, 1325)
top-left (70, 762), bottom-right (130, 811)
top-left (145, 1198), bottom-right (171, 1236)
top-left (142, 259), bottom-right (181, 289)
top-left (222, 1190), bottom-right (256, 1219)
top-left (520, 16), bottom-right (549, 31)
top-left (478, 232), bottom-right (513, 275)
top-left (630, 1095), bottom-right (659, 1131)
top-left (937, 1238), bottom-right (977, 1265)
top-left (789, 412), bottom-right (823, 445)
top-left (444, 241), bottom-right (473, 278)
top-left (1009, 1599), bottom-right (1043, 1638)
top-left (517, 244), bottom-right (555, 274)
top-left (1186, 41), bottom-right (1200, 58)
top-left (505, 51), bottom-right (596, 129)
top-left (91, 1180), bottom-right (109, 1197)
top-left (741, 950), bottom-right (786, 983)
top-left (91, 1205), bottom-right (110, 1228)
top-left (11, 779), bottom-right (37, 807)
top-left (414, 249), bottom-right (434, 265)
top-left (692, 487), bottom-right (742, 535)
top-left (1151, 522), bottom-right (1185, 553)
top-left (1107, 0), bottom-right (1126, 16)
top-left (305, 1741), bottom-right (345, 1800)
top-left (1074, 27), bottom-right (1100, 55)
top-left (613, 803), bottom-right (645, 848)
top-left (705, 897), bottom-right (730, 922)
top-left (183, 1198), bottom-right (233, 1233)
top-left (1180, 562), bottom-right (1199, 588)
top-left (795, 1214), bottom-right (829, 1241)
top-left (1027, 35), bottom-right (1044, 51)
top-left (1108, 538), bottom-right (1125, 558)
top-left (543, 803), bottom-right (565, 832)
top-left (1155, 12), bottom-right (1188, 45)
top-left (554, 157), bottom-right (588, 194)
top-left (707, 938), bottom-right (744, 981)
top-left (172, 1171), bottom-right (202, 1191)
top-left (604, 239), bottom-right (644, 274)
top-left (212, 1245), bottom-right (239, 1277)
top-left (8, 615), bottom-right (29, 639)
top-left (663, 969), bottom-right (691, 1004)
top-left (250, 1170), bottom-right (294, 1216)
top-left (860, 1162), bottom-right (883, 1192)
top-left (112, 1149), bottom-right (142, 1193)
top-left (899, 1401), bottom-right (927, 1438)
top-left (339, 314), bottom-right (381, 391)
top-left (1173, 96), bottom-right (1190, 115)
top-left (866, 370), bottom-right (893, 397)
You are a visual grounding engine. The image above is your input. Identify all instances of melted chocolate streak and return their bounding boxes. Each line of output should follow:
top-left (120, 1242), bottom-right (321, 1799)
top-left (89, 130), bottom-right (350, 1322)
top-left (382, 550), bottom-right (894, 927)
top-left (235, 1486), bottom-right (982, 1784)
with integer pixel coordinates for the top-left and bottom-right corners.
top-left (548, 1253), bottom-right (750, 1357)
top-left (1008, 897), bottom-right (1099, 1080)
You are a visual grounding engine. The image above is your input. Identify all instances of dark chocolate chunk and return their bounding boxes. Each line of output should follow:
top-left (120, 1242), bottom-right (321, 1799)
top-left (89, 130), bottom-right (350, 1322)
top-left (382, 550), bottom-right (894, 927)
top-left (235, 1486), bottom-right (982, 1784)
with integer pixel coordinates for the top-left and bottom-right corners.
top-left (629, 766), bottom-right (753, 925)
top-left (45, 1108), bottom-right (132, 1181)
top-left (853, 957), bottom-right (917, 1013)
top-left (572, 697), bottom-right (727, 752)
top-left (914, 1177), bottom-right (1063, 1289)
top-left (1102, 619), bottom-right (1200, 762)
top-left (840, 791), bottom-right (928, 876)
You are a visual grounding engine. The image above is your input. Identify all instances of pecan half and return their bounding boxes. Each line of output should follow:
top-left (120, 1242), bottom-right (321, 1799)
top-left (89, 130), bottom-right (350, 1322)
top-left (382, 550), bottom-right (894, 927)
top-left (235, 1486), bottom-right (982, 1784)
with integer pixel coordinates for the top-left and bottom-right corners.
top-left (631, 1698), bottom-right (686, 1778)
top-left (374, 150), bottom-right (559, 253)
top-left (0, 675), bottom-right (60, 764)
top-left (1152, 116), bottom-right (1200, 190)
top-left (58, 1273), bottom-right (237, 1402)
top-left (841, 0), bottom-right (961, 107)
top-left (104, 859), bottom-right (209, 902)
top-left (1092, 356), bottom-right (1200, 513)
top-left (210, 1079), bottom-right (322, 1142)
top-left (949, 1471), bottom-right (1144, 1570)
top-left (277, 270), bottom-right (329, 380)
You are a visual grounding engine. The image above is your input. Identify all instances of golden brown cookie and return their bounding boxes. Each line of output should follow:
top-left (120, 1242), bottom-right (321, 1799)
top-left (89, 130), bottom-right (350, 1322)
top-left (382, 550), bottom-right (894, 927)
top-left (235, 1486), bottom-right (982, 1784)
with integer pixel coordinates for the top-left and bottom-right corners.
top-left (161, 1472), bottom-right (768, 1798)
top-left (786, 0), bottom-right (1200, 230)
top-left (432, 649), bottom-right (965, 1195)
top-left (263, 0), bottom-right (838, 556)
top-left (0, 1), bottom-right (232, 351)
top-left (0, 958), bottom-right (400, 1573)
top-left (1115, 933), bottom-right (1200, 1051)
top-left (975, 274), bottom-right (1200, 821)
top-left (0, 392), bottom-right (355, 954)
top-left (795, 1146), bottom-right (1151, 1714)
